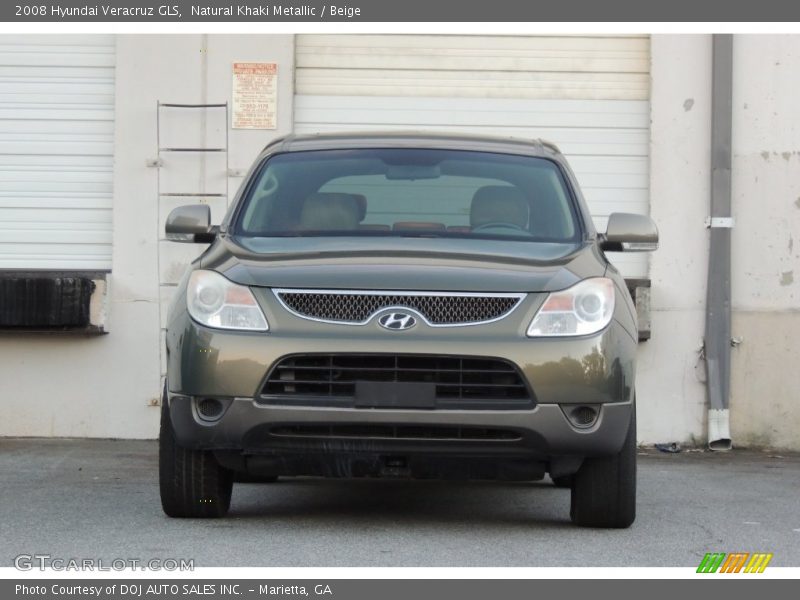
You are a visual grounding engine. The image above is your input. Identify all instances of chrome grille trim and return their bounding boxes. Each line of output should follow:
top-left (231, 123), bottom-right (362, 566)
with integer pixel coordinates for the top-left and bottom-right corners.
top-left (273, 289), bottom-right (527, 327)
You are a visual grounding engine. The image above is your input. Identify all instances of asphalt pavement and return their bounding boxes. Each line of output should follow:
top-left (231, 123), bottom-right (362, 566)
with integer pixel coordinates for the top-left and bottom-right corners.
top-left (1, 439), bottom-right (798, 567)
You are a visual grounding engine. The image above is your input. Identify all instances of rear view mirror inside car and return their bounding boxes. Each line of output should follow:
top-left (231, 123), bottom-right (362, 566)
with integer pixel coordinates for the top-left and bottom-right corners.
top-left (385, 164), bottom-right (441, 180)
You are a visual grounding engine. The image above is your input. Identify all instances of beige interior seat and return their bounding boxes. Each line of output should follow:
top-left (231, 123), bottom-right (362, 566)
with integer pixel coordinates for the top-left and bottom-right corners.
top-left (470, 185), bottom-right (530, 229)
top-left (299, 193), bottom-right (362, 230)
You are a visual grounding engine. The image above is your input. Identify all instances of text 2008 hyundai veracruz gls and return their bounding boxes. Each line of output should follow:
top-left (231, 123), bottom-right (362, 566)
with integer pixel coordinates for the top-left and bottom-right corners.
top-left (160, 132), bottom-right (657, 527)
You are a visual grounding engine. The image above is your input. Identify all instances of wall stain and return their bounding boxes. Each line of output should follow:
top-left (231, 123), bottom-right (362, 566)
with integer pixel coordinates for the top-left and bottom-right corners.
top-left (780, 271), bottom-right (794, 286)
top-left (761, 151), bottom-right (771, 161)
top-left (795, 197), bottom-right (800, 209)
top-left (781, 151), bottom-right (792, 161)
top-left (683, 98), bottom-right (694, 112)
top-left (790, 236), bottom-right (794, 253)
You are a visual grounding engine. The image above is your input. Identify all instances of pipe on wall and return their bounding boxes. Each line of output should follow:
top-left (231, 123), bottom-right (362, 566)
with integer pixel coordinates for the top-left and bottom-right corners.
top-left (705, 34), bottom-right (734, 451)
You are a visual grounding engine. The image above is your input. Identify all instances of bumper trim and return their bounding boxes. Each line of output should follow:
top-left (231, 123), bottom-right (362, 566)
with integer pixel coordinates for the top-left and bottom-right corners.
top-left (168, 393), bottom-right (633, 459)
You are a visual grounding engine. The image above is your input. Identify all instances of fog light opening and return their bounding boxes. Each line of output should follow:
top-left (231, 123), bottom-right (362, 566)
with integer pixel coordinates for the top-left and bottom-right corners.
top-left (567, 405), bottom-right (600, 429)
top-left (196, 398), bottom-right (224, 421)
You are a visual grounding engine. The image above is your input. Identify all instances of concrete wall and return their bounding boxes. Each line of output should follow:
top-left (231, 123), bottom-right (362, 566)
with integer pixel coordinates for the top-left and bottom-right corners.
top-left (0, 34), bottom-right (295, 438)
top-left (728, 35), bottom-right (800, 449)
top-left (640, 34), bottom-right (800, 450)
top-left (637, 35), bottom-right (712, 446)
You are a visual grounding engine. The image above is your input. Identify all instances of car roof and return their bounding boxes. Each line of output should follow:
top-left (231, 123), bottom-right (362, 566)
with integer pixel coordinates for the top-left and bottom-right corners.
top-left (265, 131), bottom-right (562, 158)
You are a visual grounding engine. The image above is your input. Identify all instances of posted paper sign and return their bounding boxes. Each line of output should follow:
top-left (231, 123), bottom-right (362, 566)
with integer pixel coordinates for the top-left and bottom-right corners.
top-left (231, 62), bottom-right (278, 129)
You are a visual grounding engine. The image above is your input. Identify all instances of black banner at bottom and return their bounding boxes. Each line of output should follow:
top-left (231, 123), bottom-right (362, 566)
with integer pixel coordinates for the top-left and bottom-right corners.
top-left (3, 579), bottom-right (795, 600)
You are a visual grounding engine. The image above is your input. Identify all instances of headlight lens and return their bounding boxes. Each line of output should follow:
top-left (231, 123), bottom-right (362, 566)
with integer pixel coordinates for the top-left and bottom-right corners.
top-left (527, 278), bottom-right (615, 337)
top-left (186, 270), bottom-right (269, 331)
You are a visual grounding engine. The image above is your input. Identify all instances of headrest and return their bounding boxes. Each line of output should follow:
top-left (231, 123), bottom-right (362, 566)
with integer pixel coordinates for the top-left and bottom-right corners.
top-left (351, 194), bottom-right (367, 221)
top-left (299, 193), bottom-right (361, 231)
top-left (470, 186), bottom-right (530, 229)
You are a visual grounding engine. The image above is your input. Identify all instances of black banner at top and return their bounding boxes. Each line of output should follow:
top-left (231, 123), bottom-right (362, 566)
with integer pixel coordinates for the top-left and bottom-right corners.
top-left (3, 0), bottom-right (800, 22)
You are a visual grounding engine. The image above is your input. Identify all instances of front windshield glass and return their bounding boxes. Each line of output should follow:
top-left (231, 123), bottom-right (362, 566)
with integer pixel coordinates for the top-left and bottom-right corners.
top-left (235, 148), bottom-right (580, 242)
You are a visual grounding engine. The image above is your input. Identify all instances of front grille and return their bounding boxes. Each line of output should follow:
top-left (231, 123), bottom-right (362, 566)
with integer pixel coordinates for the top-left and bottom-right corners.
top-left (260, 354), bottom-right (534, 410)
top-left (269, 424), bottom-right (522, 441)
top-left (275, 289), bottom-right (524, 325)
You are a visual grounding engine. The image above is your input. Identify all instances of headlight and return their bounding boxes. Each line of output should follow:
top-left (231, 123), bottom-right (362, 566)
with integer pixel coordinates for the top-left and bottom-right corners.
top-left (527, 278), bottom-right (615, 337)
top-left (187, 270), bottom-right (269, 331)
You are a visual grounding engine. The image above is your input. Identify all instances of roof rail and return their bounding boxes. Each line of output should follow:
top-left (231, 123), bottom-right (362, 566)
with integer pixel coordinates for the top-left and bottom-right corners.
top-left (263, 134), bottom-right (290, 151)
top-left (539, 139), bottom-right (562, 154)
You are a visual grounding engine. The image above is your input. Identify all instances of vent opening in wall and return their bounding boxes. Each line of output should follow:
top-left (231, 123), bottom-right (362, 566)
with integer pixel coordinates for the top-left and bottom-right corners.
top-left (0, 273), bottom-right (107, 333)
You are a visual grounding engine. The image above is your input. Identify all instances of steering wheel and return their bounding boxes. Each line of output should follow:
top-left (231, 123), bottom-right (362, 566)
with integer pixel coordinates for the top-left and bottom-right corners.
top-left (472, 222), bottom-right (527, 233)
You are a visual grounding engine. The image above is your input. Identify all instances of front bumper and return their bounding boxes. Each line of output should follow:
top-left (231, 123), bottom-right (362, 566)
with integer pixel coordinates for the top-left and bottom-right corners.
top-left (165, 291), bottom-right (637, 468)
top-left (168, 393), bottom-right (633, 459)
top-left (166, 293), bottom-right (636, 405)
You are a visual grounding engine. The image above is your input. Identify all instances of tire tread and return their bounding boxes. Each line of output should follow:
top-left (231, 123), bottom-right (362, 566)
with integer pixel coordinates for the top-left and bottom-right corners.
top-left (159, 397), bottom-right (232, 518)
top-left (570, 405), bottom-right (636, 528)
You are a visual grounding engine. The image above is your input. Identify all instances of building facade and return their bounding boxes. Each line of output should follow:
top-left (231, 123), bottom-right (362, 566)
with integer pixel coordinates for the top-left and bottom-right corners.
top-left (0, 34), bottom-right (797, 449)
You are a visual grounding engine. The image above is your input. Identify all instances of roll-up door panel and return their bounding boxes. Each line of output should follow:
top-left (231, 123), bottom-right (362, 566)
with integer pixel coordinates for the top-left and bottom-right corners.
top-left (0, 34), bottom-right (115, 270)
top-left (294, 35), bottom-right (651, 278)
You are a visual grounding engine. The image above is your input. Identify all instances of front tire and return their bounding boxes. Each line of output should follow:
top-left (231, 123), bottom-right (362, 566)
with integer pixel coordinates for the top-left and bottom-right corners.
top-left (159, 392), bottom-right (233, 518)
top-left (552, 475), bottom-right (573, 488)
top-left (570, 404), bottom-right (636, 528)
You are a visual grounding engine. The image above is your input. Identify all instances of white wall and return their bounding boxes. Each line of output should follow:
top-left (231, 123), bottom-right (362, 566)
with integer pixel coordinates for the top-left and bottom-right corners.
top-left (728, 35), bottom-right (800, 449)
top-left (639, 34), bottom-right (800, 450)
top-left (0, 34), bottom-right (294, 438)
top-left (637, 35), bottom-right (712, 446)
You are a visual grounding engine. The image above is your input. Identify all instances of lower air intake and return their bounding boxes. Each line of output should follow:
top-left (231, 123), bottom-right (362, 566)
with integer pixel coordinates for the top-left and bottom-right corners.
top-left (260, 353), bottom-right (535, 410)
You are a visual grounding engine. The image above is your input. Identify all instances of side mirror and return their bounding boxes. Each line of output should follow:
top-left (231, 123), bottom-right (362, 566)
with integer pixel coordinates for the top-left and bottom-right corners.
top-left (601, 213), bottom-right (658, 252)
top-left (165, 205), bottom-right (216, 243)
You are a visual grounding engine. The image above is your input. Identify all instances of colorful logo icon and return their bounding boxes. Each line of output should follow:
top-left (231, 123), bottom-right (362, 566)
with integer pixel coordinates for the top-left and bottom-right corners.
top-left (697, 552), bottom-right (773, 573)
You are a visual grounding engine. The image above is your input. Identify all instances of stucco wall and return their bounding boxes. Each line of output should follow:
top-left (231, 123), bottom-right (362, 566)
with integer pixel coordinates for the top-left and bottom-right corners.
top-left (637, 34), bottom-right (712, 446)
top-left (728, 35), bottom-right (800, 449)
top-left (639, 34), bottom-right (800, 450)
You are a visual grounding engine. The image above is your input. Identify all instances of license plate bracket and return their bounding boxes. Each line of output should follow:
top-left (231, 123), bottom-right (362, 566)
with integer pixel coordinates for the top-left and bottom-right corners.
top-left (354, 381), bottom-right (436, 409)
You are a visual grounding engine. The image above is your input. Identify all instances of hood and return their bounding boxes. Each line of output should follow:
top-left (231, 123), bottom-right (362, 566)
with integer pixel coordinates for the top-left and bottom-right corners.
top-left (201, 236), bottom-right (605, 293)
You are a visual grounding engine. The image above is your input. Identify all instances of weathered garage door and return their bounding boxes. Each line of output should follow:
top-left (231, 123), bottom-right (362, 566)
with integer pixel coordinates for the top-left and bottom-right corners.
top-left (294, 35), bottom-right (650, 277)
top-left (0, 35), bottom-right (115, 270)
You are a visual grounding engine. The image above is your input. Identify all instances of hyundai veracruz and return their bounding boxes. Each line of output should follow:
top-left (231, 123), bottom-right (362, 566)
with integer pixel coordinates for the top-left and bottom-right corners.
top-left (159, 132), bottom-right (658, 527)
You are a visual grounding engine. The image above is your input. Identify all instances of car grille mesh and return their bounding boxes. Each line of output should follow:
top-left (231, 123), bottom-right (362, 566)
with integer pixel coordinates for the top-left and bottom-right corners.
top-left (261, 354), bottom-right (533, 409)
top-left (276, 290), bottom-right (523, 325)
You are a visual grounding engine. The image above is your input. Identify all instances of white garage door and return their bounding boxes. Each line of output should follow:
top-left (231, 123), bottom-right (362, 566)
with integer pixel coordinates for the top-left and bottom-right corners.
top-left (0, 35), bottom-right (115, 270)
top-left (294, 35), bottom-right (650, 278)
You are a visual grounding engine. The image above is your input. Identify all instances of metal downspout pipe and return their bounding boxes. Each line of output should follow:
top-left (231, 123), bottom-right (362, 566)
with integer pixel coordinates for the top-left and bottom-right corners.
top-left (705, 34), bottom-right (734, 451)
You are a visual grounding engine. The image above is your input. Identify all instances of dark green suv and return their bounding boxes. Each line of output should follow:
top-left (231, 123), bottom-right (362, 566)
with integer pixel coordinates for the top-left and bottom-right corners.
top-left (159, 132), bottom-right (657, 527)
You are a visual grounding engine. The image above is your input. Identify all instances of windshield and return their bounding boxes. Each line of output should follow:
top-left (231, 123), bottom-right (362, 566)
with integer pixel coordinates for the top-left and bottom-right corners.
top-left (234, 148), bottom-right (580, 242)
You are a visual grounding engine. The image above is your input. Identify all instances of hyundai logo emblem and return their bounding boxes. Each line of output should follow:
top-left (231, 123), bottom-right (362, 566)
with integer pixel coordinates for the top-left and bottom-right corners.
top-left (378, 312), bottom-right (417, 331)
